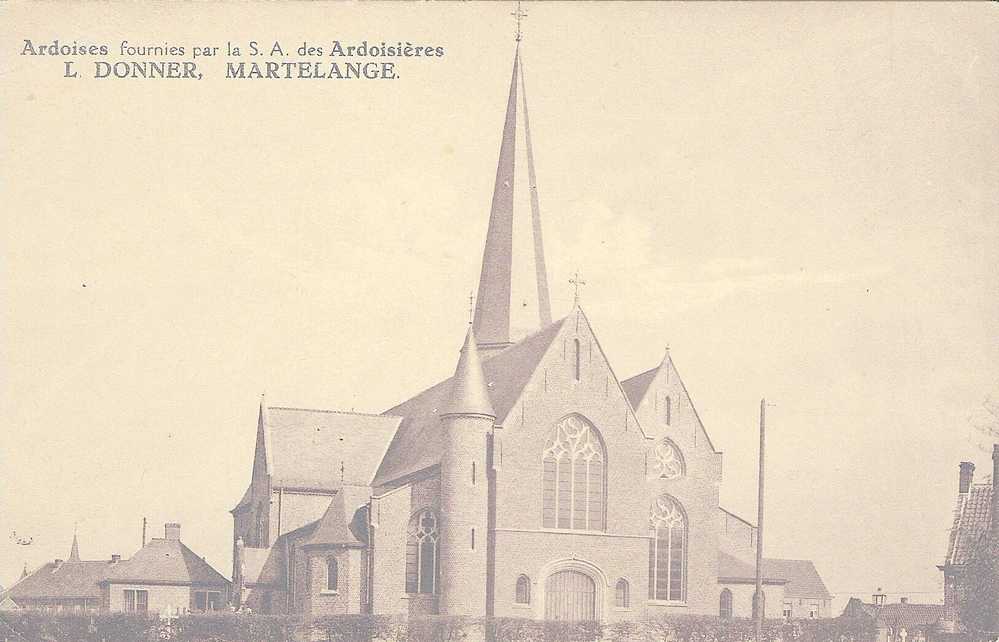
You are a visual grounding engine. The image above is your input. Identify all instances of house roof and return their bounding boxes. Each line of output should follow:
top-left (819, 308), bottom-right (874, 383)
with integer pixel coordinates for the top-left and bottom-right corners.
top-left (3, 561), bottom-right (108, 599)
top-left (372, 317), bottom-right (566, 487)
top-left (263, 407), bottom-right (402, 491)
top-left (944, 481), bottom-right (993, 566)
top-left (873, 603), bottom-right (947, 629)
top-left (102, 539), bottom-right (229, 586)
top-left (761, 558), bottom-right (832, 600)
top-left (717, 552), bottom-right (786, 585)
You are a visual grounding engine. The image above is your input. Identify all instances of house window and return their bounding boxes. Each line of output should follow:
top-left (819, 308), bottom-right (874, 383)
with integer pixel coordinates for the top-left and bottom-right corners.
top-left (720, 589), bottom-right (733, 619)
top-left (541, 415), bottom-right (606, 531)
top-left (326, 558), bottom-right (339, 592)
top-left (515, 575), bottom-right (531, 604)
top-left (783, 601), bottom-right (793, 620)
top-left (648, 495), bottom-right (686, 602)
top-left (808, 604), bottom-right (818, 618)
top-left (194, 591), bottom-right (222, 612)
top-left (615, 579), bottom-right (630, 608)
top-left (650, 439), bottom-right (685, 480)
top-left (124, 589), bottom-right (148, 613)
top-left (406, 510), bottom-right (439, 594)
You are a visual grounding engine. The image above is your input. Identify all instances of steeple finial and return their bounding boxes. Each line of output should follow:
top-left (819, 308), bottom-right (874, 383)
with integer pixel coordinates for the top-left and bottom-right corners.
top-left (21, 562), bottom-right (29, 579)
top-left (512, 1), bottom-right (527, 43)
top-left (68, 527), bottom-right (80, 562)
top-left (441, 326), bottom-right (495, 418)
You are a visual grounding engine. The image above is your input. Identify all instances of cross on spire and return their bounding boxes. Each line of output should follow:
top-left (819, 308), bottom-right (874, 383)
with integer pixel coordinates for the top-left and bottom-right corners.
top-left (570, 271), bottom-right (586, 305)
top-left (512, 1), bottom-right (527, 42)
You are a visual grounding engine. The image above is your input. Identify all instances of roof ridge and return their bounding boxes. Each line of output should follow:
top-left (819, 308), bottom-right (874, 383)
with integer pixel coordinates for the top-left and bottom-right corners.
top-left (269, 406), bottom-right (398, 419)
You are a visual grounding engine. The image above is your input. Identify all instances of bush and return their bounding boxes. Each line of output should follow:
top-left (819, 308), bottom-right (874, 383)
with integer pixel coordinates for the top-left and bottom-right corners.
top-left (0, 611), bottom-right (159, 642)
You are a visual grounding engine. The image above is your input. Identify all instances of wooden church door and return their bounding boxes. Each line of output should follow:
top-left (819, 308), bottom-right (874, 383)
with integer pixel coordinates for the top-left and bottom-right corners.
top-left (544, 570), bottom-right (596, 621)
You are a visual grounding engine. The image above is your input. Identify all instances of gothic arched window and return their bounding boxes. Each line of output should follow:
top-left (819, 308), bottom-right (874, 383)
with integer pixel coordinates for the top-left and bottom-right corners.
top-left (406, 510), bottom-right (439, 594)
top-left (650, 440), bottom-right (685, 480)
top-left (665, 395), bottom-right (672, 425)
top-left (515, 575), bottom-right (531, 604)
top-left (648, 495), bottom-right (686, 602)
top-left (720, 588), bottom-right (733, 619)
top-left (326, 558), bottom-right (338, 592)
top-left (615, 579), bottom-right (630, 608)
top-left (542, 415), bottom-right (606, 531)
top-left (573, 339), bottom-right (581, 381)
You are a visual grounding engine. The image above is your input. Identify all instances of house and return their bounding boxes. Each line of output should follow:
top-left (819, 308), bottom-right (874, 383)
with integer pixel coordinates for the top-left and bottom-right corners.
top-left (230, 39), bottom-right (830, 624)
top-left (939, 445), bottom-right (999, 632)
top-left (100, 523), bottom-right (230, 616)
top-left (842, 595), bottom-right (946, 642)
top-left (1, 524), bottom-right (229, 615)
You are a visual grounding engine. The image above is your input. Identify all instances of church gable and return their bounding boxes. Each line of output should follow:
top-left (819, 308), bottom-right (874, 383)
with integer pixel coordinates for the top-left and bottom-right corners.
top-left (625, 352), bottom-right (720, 459)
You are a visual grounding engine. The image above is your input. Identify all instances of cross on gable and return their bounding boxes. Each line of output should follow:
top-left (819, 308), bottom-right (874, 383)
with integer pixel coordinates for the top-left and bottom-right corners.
top-left (570, 271), bottom-right (586, 304)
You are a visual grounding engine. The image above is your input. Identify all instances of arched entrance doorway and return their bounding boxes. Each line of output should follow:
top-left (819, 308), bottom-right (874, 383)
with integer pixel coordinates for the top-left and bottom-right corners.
top-left (544, 570), bottom-right (596, 621)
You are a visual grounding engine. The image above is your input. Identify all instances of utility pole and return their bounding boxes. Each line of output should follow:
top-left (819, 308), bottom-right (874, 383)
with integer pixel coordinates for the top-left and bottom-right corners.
top-left (755, 398), bottom-right (766, 642)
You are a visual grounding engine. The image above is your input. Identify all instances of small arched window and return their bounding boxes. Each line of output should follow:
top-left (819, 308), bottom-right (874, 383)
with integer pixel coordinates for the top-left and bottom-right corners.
top-left (406, 510), bottom-right (439, 594)
top-left (542, 415), bottom-right (607, 531)
top-left (665, 396), bottom-right (672, 425)
top-left (615, 579), bottom-right (630, 608)
top-left (648, 495), bottom-right (686, 602)
top-left (573, 339), bottom-right (581, 381)
top-left (326, 558), bottom-right (338, 592)
top-left (720, 588), bottom-right (733, 619)
top-left (515, 575), bottom-right (531, 604)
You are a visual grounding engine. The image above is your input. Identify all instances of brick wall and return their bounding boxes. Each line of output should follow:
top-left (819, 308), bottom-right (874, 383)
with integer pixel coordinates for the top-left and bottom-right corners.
top-left (487, 311), bottom-right (722, 617)
top-left (718, 581), bottom-right (785, 619)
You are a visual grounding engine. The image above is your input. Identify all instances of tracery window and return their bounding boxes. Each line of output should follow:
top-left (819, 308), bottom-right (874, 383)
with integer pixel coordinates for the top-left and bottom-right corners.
top-left (405, 510), bottom-right (439, 594)
top-left (615, 579), bottom-right (630, 608)
top-left (515, 575), bottom-right (531, 604)
top-left (542, 415), bottom-right (606, 530)
top-left (650, 440), bottom-right (685, 480)
top-left (648, 495), bottom-right (686, 602)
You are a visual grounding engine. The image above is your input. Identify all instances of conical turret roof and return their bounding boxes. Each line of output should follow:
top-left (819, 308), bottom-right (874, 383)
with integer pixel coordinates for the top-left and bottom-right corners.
top-left (441, 326), bottom-right (495, 418)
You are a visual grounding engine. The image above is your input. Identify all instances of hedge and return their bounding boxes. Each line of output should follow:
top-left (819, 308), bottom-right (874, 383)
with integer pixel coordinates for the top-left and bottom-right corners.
top-left (0, 612), bottom-right (944, 642)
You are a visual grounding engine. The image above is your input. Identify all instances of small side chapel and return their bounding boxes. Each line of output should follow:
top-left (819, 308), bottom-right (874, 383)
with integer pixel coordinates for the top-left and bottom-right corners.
top-left (230, 38), bottom-right (825, 623)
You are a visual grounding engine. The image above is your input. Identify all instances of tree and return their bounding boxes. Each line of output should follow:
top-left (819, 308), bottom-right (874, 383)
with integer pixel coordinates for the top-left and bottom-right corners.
top-left (959, 536), bottom-right (999, 639)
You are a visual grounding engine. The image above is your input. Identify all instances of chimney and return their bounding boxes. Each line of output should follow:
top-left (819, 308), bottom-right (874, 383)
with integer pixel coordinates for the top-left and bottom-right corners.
top-left (164, 523), bottom-right (181, 541)
top-left (110, 554), bottom-right (121, 564)
top-left (959, 461), bottom-right (975, 494)
top-left (873, 588), bottom-right (886, 606)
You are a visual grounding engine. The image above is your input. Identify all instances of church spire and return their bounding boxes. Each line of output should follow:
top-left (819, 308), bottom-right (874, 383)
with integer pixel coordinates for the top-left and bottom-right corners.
top-left (21, 562), bottom-right (29, 579)
top-left (68, 529), bottom-right (80, 562)
top-left (472, 42), bottom-right (552, 352)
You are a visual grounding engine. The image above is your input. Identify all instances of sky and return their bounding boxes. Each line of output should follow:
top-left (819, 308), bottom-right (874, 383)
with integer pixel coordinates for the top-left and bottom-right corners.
top-left (2, 2), bottom-right (998, 612)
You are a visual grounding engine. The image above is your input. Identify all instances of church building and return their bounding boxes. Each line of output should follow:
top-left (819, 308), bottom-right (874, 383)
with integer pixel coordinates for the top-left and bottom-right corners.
top-left (230, 42), bottom-right (828, 623)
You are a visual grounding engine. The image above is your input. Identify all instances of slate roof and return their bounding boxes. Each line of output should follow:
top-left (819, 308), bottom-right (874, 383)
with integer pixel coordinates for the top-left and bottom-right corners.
top-left (3, 561), bottom-right (108, 599)
top-left (372, 317), bottom-right (567, 487)
top-left (718, 553), bottom-right (831, 599)
top-left (761, 558), bottom-right (832, 600)
top-left (873, 603), bottom-right (947, 630)
top-left (303, 490), bottom-right (368, 548)
top-left (717, 552), bottom-right (786, 585)
top-left (944, 481), bottom-right (993, 566)
top-left (621, 366), bottom-right (657, 408)
top-left (252, 407), bottom-right (402, 494)
top-left (240, 547), bottom-right (280, 587)
top-left (102, 539), bottom-right (229, 586)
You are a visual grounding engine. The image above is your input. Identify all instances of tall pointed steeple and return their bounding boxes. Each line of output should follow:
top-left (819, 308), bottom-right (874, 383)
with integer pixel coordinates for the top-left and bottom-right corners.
top-left (68, 529), bottom-right (80, 562)
top-left (472, 44), bottom-right (552, 354)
